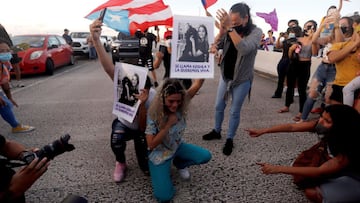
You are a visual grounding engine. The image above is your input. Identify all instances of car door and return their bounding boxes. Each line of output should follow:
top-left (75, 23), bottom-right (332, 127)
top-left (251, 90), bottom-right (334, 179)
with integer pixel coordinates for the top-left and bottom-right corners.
top-left (47, 36), bottom-right (63, 67)
top-left (56, 36), bottom-right (72, 64)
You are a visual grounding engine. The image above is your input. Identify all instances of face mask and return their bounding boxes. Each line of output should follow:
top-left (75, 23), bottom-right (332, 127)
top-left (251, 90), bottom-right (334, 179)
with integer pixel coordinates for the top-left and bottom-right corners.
top-left (233, 25), bottom-right (245, 34)
top-left (288, 33), bottom-right (296, 38)
top-left (340, 26), bottom-right (348, 34)
top-left (279, 37), bottom-right (285, 42)
top-left (0, 52), bottom-right (12, 62)
top-left (303, 29), bottom-right (311, 37)
top-left (315, 123), bottom-right (330, 135)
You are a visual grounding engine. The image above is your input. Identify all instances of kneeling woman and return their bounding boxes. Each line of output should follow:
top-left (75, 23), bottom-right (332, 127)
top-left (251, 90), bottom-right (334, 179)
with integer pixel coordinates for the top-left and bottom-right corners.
top-left (145, 79), bottom-right (212, 202)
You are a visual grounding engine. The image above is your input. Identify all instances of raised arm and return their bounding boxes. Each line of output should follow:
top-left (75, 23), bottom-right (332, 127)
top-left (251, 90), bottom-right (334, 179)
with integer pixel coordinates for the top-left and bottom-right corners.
top-left (186, 79), bottom-right (205, 99)
top-left (89, 19), bottom-right (115, 80)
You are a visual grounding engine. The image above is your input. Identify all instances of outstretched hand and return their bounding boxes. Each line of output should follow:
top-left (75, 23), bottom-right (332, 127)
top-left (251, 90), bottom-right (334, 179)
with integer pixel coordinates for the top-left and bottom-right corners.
top-left (244, 128), bottom-right (264, 137)
top-left (256, 162), bottom-right (279, 174)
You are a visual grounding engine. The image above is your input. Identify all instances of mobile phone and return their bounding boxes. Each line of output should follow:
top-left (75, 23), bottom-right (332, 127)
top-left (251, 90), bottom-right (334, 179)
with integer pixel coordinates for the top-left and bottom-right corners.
top-left (99, 8), bottom-right (107, 22)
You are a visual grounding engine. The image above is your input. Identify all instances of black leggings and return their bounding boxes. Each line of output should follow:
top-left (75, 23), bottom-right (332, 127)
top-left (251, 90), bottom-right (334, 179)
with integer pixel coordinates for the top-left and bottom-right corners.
top-left (110, 119), bottom-right (149, 172)
top-left (285, 60), bottom-right (311, 113)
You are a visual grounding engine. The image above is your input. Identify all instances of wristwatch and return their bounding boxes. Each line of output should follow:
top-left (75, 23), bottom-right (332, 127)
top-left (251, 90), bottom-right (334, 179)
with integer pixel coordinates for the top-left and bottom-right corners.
top-left (227, 28), bottom-right (234, 33)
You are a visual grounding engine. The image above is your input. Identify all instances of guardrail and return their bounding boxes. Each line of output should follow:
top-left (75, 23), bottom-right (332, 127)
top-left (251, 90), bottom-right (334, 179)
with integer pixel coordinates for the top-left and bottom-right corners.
top-left (254, 50), bottom-right (322, 80)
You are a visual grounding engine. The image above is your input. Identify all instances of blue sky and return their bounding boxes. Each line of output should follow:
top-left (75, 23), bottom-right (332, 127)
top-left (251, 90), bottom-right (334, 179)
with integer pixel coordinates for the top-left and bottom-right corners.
top-left (1, 0), bottom-right (358, 37)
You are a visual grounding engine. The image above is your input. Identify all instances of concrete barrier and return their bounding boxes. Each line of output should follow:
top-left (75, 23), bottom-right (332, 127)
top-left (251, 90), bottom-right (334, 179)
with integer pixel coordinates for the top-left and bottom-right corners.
top-left (254, 50), bottom-right (322, 79)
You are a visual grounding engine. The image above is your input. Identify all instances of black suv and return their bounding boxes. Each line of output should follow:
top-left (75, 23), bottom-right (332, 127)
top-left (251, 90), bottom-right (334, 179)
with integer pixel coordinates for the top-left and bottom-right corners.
top-left (111, 32), bottom-right (139, 64)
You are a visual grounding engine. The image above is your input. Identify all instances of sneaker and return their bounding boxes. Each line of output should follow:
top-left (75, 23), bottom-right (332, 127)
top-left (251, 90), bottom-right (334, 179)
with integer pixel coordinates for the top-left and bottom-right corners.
top-left (113, 162), bottom-right (126, 183)
top-left (178, 168), bottom-right (190, 180)
top-left (202, 129), bottom-right (221, 140)
top-left (223, 138), bottom-right (233, 156)
top-left (16, 82), bottom-right (25, 88)
top-left (12, 124), bottom-right (35, 133)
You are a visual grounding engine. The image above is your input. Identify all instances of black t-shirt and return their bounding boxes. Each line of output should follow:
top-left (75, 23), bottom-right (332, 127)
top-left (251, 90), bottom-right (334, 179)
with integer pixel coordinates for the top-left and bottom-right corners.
top-left (136, 31), bottom-right (157, 57)
top-left (223, 35), bottom-right (237, 80)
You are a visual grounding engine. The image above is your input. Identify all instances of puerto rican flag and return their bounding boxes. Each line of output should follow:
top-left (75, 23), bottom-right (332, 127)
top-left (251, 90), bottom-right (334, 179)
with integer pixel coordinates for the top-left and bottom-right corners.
top-left (85, 0), bottom-right (173, 35)
top-left (201, 0), bottom-right (217, 9)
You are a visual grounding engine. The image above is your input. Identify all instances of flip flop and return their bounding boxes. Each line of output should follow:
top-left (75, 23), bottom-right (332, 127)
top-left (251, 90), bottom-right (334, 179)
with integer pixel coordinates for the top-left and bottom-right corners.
top-left (277, 108), bottom-right (289, 113)
top-left (293, 114), bottom-right (302, 122)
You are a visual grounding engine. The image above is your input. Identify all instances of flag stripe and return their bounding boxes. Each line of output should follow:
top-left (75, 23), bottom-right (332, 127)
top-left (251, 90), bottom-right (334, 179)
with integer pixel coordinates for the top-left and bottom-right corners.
top-left (201, 0), bottom-right (217, 9)
top-left (85, 0), bottom-right (173, 35)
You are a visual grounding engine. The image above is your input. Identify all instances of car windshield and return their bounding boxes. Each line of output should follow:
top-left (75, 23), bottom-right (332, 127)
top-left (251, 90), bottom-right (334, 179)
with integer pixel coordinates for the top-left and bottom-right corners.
top-left (70, 32), bottom-right (89, 38)
top-left (117, 32), bottom-right (137, 40)
top-left (11, 36), bottom-right (45, 48)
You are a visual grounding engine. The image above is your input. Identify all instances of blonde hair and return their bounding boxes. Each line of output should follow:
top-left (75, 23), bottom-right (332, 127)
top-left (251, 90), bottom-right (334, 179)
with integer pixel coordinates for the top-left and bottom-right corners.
top-left (148, 79), bottom-right (189, 126)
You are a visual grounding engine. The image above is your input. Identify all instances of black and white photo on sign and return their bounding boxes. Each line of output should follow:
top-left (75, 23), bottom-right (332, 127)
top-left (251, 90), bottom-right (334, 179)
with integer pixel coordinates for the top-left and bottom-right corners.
top-left (113, 63), bottom-right (148, 123)
top-left (171, 15), bottom-right (214, 79)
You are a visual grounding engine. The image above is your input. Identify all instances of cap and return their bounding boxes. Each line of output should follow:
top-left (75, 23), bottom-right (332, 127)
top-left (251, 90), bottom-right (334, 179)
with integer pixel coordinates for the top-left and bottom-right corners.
top-left (164, 30), bottom-right (172, 39)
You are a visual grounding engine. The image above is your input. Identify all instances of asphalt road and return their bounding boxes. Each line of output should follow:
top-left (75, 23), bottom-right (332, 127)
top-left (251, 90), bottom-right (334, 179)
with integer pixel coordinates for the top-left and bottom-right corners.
top-left (1, 56), bottom-right (320, 203)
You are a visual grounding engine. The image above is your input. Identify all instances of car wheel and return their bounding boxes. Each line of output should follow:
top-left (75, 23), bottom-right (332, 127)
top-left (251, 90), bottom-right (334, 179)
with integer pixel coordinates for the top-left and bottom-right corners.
top-left (45, 59), bottom-right (55, 75)
top-left (69, 55), bottom-right (75, 65)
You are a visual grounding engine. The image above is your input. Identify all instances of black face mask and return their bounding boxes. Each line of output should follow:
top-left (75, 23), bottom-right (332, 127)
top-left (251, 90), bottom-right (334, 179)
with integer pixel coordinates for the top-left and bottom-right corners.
top-left (303, 30), bottom-right (309, 37)
top-left (315, 123), bottom-right (330, 135)
top-left (233, 25), bottom-right (246, 34)
top-left (341, 26), bottom-right (348, 34)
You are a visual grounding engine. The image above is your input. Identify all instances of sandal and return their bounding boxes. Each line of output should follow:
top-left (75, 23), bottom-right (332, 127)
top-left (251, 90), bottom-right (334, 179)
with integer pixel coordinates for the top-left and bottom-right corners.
top-left (277, 107), bottom-right (289, 113)
top-left (293, 113), bottom-right (302, 122)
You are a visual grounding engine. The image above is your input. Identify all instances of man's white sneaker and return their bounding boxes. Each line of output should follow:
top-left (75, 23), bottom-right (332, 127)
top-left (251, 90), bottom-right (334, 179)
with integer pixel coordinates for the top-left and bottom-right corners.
top-left (178, 168), bottom-right (190, 180)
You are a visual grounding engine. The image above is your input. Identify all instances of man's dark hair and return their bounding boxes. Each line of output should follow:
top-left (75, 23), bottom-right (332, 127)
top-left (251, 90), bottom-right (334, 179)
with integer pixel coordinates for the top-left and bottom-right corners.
top-left (288, 19), bottom-right (299, 27)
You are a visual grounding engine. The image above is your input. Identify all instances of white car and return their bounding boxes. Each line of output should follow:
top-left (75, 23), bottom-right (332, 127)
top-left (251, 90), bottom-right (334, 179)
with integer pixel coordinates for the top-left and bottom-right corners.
top-left (70, 32), bottom-right (108, 56)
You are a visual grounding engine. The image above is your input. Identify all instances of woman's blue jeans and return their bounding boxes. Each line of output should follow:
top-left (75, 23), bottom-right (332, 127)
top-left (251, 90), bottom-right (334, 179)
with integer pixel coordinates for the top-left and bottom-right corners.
top-left (214, 77), bottom-right (251, 139)
top-left (148, 142), bottom-right (211, 202)
top-left (0, 93), bottom-right (19, 128)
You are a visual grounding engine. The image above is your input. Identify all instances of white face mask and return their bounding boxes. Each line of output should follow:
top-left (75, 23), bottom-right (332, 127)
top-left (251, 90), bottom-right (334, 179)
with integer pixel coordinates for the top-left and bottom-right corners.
top-left (288, 33), bottom-right (296, 38)
top-left (279, 37), bottom-right (285, 42)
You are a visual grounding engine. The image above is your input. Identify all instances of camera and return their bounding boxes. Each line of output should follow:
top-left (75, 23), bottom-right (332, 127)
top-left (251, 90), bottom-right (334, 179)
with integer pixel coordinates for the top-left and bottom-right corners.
top-left (20, 134), bottom-right (75, 165)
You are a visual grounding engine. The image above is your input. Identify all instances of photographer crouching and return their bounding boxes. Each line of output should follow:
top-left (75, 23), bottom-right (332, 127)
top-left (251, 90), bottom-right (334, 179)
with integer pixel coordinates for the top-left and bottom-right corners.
top-left (0, 133), bottom-right (76, 203)
top-left (0, 134), bottom-right (49, 203)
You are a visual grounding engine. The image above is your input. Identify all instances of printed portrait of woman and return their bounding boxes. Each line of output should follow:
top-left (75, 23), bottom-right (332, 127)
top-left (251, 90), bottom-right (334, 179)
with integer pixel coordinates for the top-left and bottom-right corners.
top-left (118, 73), bottom-right (140, 106)
top-left (178, 23), bottom-right (209, 62)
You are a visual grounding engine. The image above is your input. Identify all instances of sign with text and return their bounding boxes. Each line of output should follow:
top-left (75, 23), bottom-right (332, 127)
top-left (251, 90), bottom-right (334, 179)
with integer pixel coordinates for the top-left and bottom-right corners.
top-left (171, 15), bottom-right (214, 78)
top-left (112, 63), bottom-right (148, 123)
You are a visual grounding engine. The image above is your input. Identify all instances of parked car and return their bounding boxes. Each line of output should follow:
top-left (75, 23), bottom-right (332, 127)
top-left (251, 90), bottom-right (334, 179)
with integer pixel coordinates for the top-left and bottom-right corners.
top-left (11, 34), bottom-right (74, 75)
top-left (101, 35), bottom-right (113, 52)
top-left (111, 32), bottom-right (139, 64)
top-left (70, 32), bottom-right (108, 56)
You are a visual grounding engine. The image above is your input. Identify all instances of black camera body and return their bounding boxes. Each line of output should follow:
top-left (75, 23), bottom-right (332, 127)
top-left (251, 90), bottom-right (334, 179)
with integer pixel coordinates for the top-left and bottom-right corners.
top-left (20, 134), bottom-right (75, 165)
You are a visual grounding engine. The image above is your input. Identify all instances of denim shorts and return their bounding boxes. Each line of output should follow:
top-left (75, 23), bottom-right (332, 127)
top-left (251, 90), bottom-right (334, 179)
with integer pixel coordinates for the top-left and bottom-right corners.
top-left (312, 62), bottom-right (336, 92)
top-left (320, 176), bottom-right (360, 202)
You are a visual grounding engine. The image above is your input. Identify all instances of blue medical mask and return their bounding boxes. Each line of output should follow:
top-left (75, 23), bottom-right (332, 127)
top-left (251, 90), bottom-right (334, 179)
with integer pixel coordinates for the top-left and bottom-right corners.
top-left (288, 33), bottom-right (296, 38)
top-left (0, 52), bottom-right (12, 62)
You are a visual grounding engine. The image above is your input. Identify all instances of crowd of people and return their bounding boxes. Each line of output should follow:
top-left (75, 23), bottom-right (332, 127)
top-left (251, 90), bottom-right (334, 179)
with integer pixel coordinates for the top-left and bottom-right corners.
top-left (1, 0), bottom-right (360, 202)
